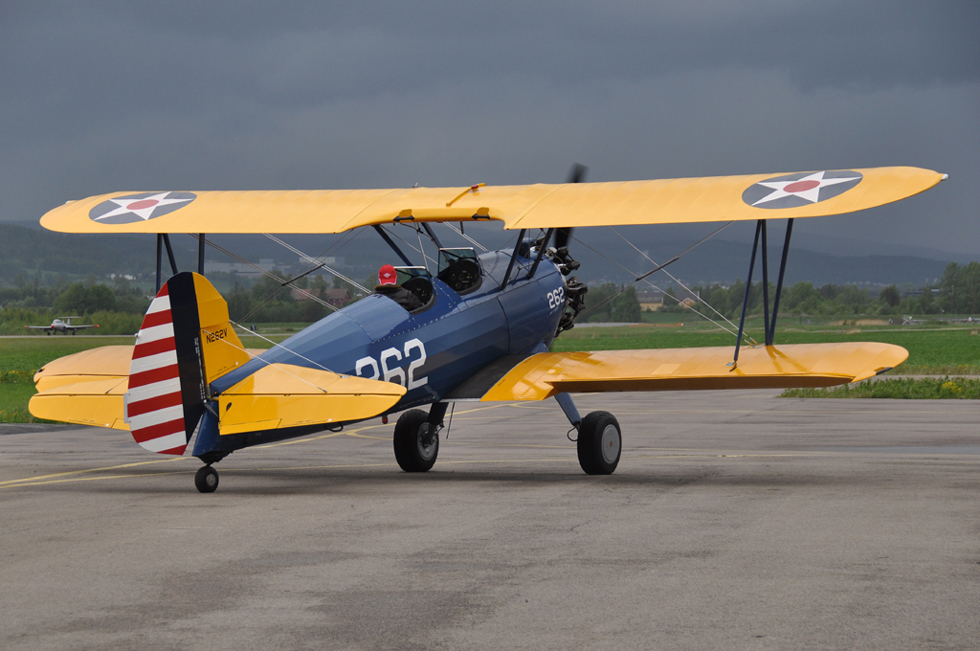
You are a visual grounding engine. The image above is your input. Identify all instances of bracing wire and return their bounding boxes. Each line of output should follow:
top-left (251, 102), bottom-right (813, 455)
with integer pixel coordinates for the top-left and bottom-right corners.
top-left (225, 320), bottom-right (344, 376)
top-left (606, 224), bottom-right (743, 333)
top-left (567, 229), bottom-right (751, 343)
top-left (202, 323), bottom-right (338, 394)
top-left (414, 224), bottom-right (429, 272)
top-left (193, 235), bottom-right (336, 314)
top-left (443, 223), bottom-right (490, 252)
top-left (379, 224), bottom-right (439, 268)
top-left (264, 233), bottom-right (370, 293)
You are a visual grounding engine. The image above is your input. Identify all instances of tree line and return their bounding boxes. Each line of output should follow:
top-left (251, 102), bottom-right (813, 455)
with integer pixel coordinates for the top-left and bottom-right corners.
top-left (579, 262), bottom-right (980, 324)
top-left (663, 262), bottom-right (977, 319)
top-left (3, 262), bottom-right (979, 334)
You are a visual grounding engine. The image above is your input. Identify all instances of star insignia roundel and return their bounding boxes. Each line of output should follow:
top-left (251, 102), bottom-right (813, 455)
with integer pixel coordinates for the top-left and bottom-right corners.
top-left (88, 191), bottom-right (197, 224)
top-left (742, 170), bottom-right (862, 210)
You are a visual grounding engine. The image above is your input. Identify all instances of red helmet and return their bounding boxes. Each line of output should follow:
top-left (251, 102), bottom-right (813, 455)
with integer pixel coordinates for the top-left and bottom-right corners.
top-left (378, 264), bottom-right (397, 285)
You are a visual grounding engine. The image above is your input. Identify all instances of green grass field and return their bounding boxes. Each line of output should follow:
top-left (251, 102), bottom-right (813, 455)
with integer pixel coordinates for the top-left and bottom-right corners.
top-left (3, 323), bottom-right (980, 423)
top-left (782, 377), bottom-right (980, 399)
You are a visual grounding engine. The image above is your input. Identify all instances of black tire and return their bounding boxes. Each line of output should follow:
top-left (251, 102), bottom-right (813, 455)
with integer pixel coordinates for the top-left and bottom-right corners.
top-left (393, 409), bottom-right (438, 472)
top-left (195, 465), bottom-right (219, 493)
top-left (576, 411), bottom-right (621, 475)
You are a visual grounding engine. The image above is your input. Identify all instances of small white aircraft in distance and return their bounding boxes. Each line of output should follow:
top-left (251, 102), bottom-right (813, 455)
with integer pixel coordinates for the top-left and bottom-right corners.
top-left (25, 317), bottom-right (99, 335)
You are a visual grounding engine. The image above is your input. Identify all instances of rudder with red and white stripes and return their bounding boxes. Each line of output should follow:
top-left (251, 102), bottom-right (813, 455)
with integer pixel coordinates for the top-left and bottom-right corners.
top-left (124, 273), bottom-right (207, 455)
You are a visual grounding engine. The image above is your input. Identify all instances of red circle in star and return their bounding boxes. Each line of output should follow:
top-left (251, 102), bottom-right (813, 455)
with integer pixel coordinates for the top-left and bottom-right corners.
top-left (784, 180), bottom-right (820, 193)
top-left (127, 199), bottom-right (160, 210)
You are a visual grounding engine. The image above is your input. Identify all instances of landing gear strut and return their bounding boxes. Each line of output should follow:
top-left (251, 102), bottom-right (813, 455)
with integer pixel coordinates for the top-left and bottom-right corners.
top-left (194, 465), bottom-right (219, 493)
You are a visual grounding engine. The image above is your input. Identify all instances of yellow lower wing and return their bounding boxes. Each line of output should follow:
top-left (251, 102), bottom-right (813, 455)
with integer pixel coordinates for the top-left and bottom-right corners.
top-left (30, 377), bottom-right (131, 430)
top-left (481, 342), bottom-right (907, 401)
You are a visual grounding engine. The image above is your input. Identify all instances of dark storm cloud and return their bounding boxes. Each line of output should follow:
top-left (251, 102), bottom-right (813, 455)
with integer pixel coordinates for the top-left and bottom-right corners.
top-left (1, 1), bottom-right (977, 254)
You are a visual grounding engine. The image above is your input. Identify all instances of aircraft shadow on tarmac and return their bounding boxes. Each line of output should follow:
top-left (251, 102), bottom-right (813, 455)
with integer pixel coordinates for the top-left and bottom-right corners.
top-left (50, 460), bottom-right (890, 497)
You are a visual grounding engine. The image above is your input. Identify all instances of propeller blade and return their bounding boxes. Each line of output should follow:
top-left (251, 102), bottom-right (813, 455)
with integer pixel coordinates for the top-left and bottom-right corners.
top-left (555, 228), bottom-right (572, 250)
top-left (567, 163), bottom-right (588, 185)
top-left (556, 164), bottom-right (588, 249)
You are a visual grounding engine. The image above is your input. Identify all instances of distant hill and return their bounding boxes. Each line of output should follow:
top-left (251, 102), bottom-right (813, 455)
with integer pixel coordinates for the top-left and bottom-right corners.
top-left (589, 239), bottom-right (950, 288)
top-left (0, 221), bottom-right (958, 289)
top-left (0, 224), bottom-right (162, 283)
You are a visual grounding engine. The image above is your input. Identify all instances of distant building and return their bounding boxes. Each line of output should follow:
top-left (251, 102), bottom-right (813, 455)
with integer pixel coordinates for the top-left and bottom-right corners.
top-left (636, 290), bottom-right (664, 312)
top-left (903, 288), bottom-right (940, 298)
top-left (205, 259), bottom-right (278, 277)
top-left (637, 287), bottom-right (700, 310)
top-left (290, 287), bottom-right (351, 307)
top-left (323, 288), bottom-right (352, 307)
top-left (299, 256), bottom-right (344, 267)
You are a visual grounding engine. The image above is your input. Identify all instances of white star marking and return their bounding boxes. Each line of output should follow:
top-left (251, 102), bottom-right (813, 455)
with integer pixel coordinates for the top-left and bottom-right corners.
top-left (751, 171), bottom-right (861, 207)
top-left (93, 192), bottom-right (193, 221)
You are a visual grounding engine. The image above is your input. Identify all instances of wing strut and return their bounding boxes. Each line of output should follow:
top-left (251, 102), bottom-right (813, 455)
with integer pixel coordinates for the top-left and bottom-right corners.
top-left (197, 233), bottom-right (206, 275)
top-left (528, 228), bottom-right (555, 279)
top-left (731, 219), bottom-right (795, 368)
top-left (768, 219), bottom-right (794, 345)
top-left (501, 229), bottom-right (527, 288)
top-left (155, 234), bottom-right (180, 291)
top-left (373, 225), bottom-right (414, 266)
top-left (421, 222), bottom-right (445, 250)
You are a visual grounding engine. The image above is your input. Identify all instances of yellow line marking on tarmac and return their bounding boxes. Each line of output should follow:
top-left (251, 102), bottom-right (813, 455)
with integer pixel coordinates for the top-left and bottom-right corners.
top-left (0, 457), bottom-right (188, 487)
top-left (449, 403), bottom-right (526, 415)
top-left (7, 470), bottom-right (194, 488)
top-left (343, 430), bottom-right (391, 441)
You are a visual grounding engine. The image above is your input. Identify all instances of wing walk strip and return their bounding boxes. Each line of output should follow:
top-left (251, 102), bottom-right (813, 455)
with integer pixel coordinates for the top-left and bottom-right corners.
top-left (125, 284), bottom-right (188, 455)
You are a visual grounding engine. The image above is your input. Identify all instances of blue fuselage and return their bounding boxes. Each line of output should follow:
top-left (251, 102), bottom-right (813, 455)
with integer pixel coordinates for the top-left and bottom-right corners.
top-left (211, 250), bottom-right (566, 415)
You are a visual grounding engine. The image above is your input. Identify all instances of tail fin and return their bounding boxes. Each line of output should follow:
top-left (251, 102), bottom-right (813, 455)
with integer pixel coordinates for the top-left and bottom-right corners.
top-left (124, 272), bottom-right (249, 455)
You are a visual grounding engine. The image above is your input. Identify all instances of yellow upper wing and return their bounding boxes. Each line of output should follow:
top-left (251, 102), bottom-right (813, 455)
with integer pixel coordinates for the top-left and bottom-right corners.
top-left (40, 166), bottom-right (943, 234)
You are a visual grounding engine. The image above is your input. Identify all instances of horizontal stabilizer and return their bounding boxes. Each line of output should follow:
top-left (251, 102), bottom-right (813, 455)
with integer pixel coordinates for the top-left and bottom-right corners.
top-left (29, 377), bottom-right (130, 430)
top-left (29, 344), bottom-right (267, 431)
top-left (480, 342), bottom-right (908, 401)
top-left (33, 345), bottom-right (133, 392)
top-left (217, 363), bottom-right (407, 435)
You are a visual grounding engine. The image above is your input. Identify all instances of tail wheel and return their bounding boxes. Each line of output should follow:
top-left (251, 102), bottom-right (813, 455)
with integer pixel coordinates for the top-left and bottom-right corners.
top-left (393, 409), bottom-right (439, 472)
top-left (195, 465), bottom-right (219, 493)
top-left (577, 411), bottom-right (621, 475)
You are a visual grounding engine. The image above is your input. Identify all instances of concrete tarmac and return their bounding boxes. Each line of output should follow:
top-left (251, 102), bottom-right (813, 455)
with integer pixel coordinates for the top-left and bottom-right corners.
top-left (1, 391), bottom-right (978, 650)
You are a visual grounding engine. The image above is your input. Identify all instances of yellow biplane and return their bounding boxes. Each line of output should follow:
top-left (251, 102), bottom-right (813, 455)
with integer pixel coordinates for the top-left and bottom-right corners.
top-left (30, 165), bottom-right (945, 491)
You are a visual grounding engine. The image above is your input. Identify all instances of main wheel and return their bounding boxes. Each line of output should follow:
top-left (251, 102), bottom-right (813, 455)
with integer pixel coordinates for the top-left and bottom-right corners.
top-left (576, 411), bottom-right (621, 475)
top-left (393, 409), bottom-right (439, 472)
top-left (195, 465), bottom-right (219, 493)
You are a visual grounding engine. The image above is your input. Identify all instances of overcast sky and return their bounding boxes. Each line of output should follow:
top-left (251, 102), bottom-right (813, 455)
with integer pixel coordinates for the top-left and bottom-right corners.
top-left (2, 1), bottom-right (977, 257)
